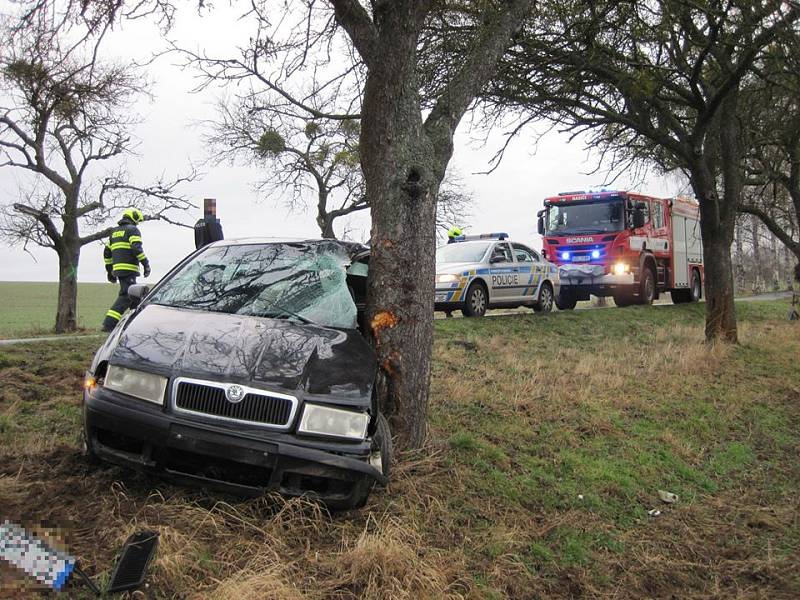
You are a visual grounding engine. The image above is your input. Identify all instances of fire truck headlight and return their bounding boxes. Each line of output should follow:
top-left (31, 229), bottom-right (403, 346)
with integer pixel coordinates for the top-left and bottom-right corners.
top-left (591, 250), bottom-right (600, 259)
top-left (561, 251), bottom-right (570, 261)
top-left (613, 262), bottom-right (629, 275)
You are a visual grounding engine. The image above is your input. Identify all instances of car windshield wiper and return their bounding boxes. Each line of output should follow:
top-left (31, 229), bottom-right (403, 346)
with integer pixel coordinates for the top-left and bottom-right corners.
top-left (262, 304), bottom-right (318, 326)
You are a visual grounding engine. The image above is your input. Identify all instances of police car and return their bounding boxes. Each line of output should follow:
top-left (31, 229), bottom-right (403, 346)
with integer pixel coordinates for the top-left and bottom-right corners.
top-left (435, 233), bottom-right (560, 317)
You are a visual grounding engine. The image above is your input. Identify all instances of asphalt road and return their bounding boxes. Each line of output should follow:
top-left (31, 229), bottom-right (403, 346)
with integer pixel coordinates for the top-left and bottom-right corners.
top-left (0, 291), bottom-right (794, 345)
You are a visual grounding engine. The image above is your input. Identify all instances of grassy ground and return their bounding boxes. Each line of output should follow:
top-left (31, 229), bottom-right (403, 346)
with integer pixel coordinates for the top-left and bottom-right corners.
top-left (0, 282), bottom-right (117, 338)
top-left (0, 300), bottom-right (798, 598)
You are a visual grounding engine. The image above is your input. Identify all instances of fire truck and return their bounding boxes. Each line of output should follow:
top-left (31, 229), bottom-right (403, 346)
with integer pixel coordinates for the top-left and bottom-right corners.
top-left (536, 190), bottom-right (704, 309)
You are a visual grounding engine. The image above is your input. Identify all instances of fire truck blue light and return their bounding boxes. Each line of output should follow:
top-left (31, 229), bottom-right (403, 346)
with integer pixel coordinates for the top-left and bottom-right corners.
top-left (561, 251), bottom-right (570, 260)
top-left (591, 250), bottom-right (600, 259)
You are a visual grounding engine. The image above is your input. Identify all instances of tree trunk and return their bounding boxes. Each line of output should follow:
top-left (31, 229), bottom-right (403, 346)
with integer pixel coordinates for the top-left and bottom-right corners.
top-left (316, 189), bottom-right (337, 239)
top-left (691, 160), bottom-right (738, 343)
top-left (701, 230), bottom-right (737, 341)
top-left (55, 245), bottom-right (80, 333)
top-left (751, 215), bottom-right (762, 293)
top-left (361, 7), bottom-right (436, 450)
top-left (319, 216), bottom-right (336, 239)
top-left (734, 218), bottom-right (745, 293)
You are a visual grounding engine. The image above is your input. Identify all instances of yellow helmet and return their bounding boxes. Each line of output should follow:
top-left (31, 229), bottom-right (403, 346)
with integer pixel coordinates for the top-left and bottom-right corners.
top-left (122, 208), bottom-right (144, 223)
top-left (447, 226), bottom-right (463, 239)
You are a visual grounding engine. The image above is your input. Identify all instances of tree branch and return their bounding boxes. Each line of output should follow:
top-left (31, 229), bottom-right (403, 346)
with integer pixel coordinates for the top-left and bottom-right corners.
top-left (328, 0), bottom-right (379, 65)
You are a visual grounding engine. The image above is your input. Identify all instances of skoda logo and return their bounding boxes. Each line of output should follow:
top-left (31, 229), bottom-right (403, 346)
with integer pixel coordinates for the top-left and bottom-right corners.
top-left (226, 384), bottom-right (245, 404)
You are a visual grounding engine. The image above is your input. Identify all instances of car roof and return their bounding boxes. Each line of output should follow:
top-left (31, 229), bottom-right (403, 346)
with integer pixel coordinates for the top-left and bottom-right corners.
top-left (438, 239), bottom-right (529, 248)
top-left (205, 237), bottom-right (370, 259)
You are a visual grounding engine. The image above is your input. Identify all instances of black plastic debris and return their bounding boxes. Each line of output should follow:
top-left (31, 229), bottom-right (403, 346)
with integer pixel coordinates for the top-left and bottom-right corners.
top-left (107, 531), bottom-right (160, 594)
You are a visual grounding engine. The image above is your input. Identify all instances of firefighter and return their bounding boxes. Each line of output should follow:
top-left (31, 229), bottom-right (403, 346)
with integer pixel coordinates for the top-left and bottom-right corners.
top-left (102, 208), bottom-right (151, 332)
top-left (447, 226), bottom-right (463, 244)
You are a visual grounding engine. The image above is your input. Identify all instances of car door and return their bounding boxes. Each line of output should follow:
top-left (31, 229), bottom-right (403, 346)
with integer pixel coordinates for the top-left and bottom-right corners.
top-left (511, 243), bottom-right (538, 302)
top-left (487, 242), bottom-right (518, 302)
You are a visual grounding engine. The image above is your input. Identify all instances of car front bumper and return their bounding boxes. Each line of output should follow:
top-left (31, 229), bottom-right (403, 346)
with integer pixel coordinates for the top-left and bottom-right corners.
top-left (434, 285), bottom-right (468, 311)
top-left (83, 386), bottom-right (386, 504)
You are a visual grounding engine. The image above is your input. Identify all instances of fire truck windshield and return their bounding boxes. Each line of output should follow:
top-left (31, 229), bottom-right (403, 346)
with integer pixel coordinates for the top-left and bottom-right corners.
top-left (545, 199), bottom-right (624, 235)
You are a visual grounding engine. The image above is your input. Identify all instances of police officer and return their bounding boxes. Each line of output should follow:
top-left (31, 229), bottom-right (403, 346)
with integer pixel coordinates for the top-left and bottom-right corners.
top-left (102, 208), bottom-right (151, 332)
top-left (447, 226), bottom-right (463, 244)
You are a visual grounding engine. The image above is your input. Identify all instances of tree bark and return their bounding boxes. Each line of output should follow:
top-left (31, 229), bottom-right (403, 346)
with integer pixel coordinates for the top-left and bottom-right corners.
top-left (691, 160), bottom-right (738, 342)
top-left (700, 229), bottom-right (737, 341)
top-left (55, 244), bottom-right (80, 333)
top-left (360, 5), bottom-right (436, 450)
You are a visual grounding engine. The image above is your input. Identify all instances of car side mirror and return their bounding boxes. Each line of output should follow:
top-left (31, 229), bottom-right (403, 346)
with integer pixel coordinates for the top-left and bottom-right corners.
top-left (537, 215), bottom-right (545, 236)
top-left (128, 284), bottom-right (151, 308)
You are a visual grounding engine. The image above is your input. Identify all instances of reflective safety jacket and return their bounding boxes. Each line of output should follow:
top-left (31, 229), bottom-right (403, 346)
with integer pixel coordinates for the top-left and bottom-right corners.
top-left (104, 217), bottom-right (149, 277)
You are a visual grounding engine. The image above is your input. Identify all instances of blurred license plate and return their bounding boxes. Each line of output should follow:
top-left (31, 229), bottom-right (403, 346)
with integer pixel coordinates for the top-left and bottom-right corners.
top-left (573, 256), bottom-right (591, 262)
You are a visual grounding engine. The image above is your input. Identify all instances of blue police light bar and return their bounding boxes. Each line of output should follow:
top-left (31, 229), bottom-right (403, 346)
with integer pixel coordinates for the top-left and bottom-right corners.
top-left (455, 232), bottom-right (509, 242)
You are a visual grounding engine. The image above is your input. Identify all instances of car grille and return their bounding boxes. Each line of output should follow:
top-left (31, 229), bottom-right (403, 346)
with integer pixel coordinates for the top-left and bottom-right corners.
top-left (174, 381), bottom-right (294, 427)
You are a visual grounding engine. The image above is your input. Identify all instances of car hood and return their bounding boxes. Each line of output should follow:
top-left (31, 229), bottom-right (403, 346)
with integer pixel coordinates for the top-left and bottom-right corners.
top-left (107, 304), bottom-right (376, 403)
top-left (436, 262), bottom-right (477, 274)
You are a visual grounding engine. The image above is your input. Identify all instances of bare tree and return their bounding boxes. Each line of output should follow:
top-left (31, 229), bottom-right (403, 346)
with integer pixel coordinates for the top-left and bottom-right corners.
top-left (740, 27), bottom-right (800, 268)
top-left (478, 0), bottom-right (799, 342)
top-left (0, 26), bottom-right (193, 333)
top-left (209, 101), bottom-right (366, 238)
top-left (209, 97), bottom-right (473, 239)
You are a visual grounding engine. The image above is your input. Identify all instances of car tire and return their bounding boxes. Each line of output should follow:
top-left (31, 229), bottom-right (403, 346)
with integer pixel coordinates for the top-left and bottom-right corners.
top-left (327, 412), bottom-right (392, 511)
top-left (639, 266), bottom-right (656, 305)
top-left (373, 412), bottom-right (392, 481)
top-left (532, 282), bottom-right (554, 313)
top-left (82, 432), bottom-right (100, 465)
top-left (555, 289), bottom-right (578, 310)
top-left (462, 282), bottom-right (488, 317)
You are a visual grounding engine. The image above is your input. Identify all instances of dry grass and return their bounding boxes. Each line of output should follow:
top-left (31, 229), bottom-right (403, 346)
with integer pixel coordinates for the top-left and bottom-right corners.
top-left (1, 300), bottom-right (798, 598)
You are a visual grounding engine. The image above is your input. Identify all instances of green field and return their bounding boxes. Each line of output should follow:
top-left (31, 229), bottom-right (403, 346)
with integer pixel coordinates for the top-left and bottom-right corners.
top-left (0, 281), bottom-right (118, 338)
top-left (0, 299), bottom-right (798, 598)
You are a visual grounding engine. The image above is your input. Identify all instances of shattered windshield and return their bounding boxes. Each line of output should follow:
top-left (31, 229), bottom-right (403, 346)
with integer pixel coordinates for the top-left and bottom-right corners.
top-left (147, 242), bottom-right (358, 329)
top-left (436, 242), bottom-right (491, 264)
top-left (545, 199), bottom-right (624, 235)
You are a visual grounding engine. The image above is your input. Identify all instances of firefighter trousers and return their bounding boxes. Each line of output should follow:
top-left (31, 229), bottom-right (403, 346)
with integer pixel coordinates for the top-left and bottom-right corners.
top-left (102, 274), bottom-right (137, 332)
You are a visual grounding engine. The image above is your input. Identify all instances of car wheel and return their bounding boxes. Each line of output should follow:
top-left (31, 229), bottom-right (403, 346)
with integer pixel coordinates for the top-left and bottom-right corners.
top-left (555, 289), bottom-right (578, 310)
top-left (373, 412), bottom-right (392, 481)
top-left (327, 412), bottom-right (392, 511)
top-left (689, 269), bottom-right (701, 302)
top-left (462, 282), bottom-right (488, 317)
top-left (533, 282), bottom-right (554, 313)
top-left (82, 432), bottom-right (100, 465)
top-left (639, 266), bottom-right (655, 305)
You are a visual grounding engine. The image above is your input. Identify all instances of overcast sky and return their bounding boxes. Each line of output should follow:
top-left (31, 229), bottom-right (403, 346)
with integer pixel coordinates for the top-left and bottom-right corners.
top-left (0, 3), bottom-right (682, 283)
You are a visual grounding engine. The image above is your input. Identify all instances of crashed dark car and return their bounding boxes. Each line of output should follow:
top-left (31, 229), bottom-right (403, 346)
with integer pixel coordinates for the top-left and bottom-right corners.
top-left (82, 238), bottom-right (390, 510)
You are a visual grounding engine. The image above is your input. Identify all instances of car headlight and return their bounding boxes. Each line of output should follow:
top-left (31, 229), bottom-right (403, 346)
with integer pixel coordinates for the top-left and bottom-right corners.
top-left (436, 273), bottom-right (459, 284)
top-left (104, 365), bottom-right (167, 405)
top-left (298, 404), bottom-right (369, 440)
top-left (613, 262), bottom-right (629, 275)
